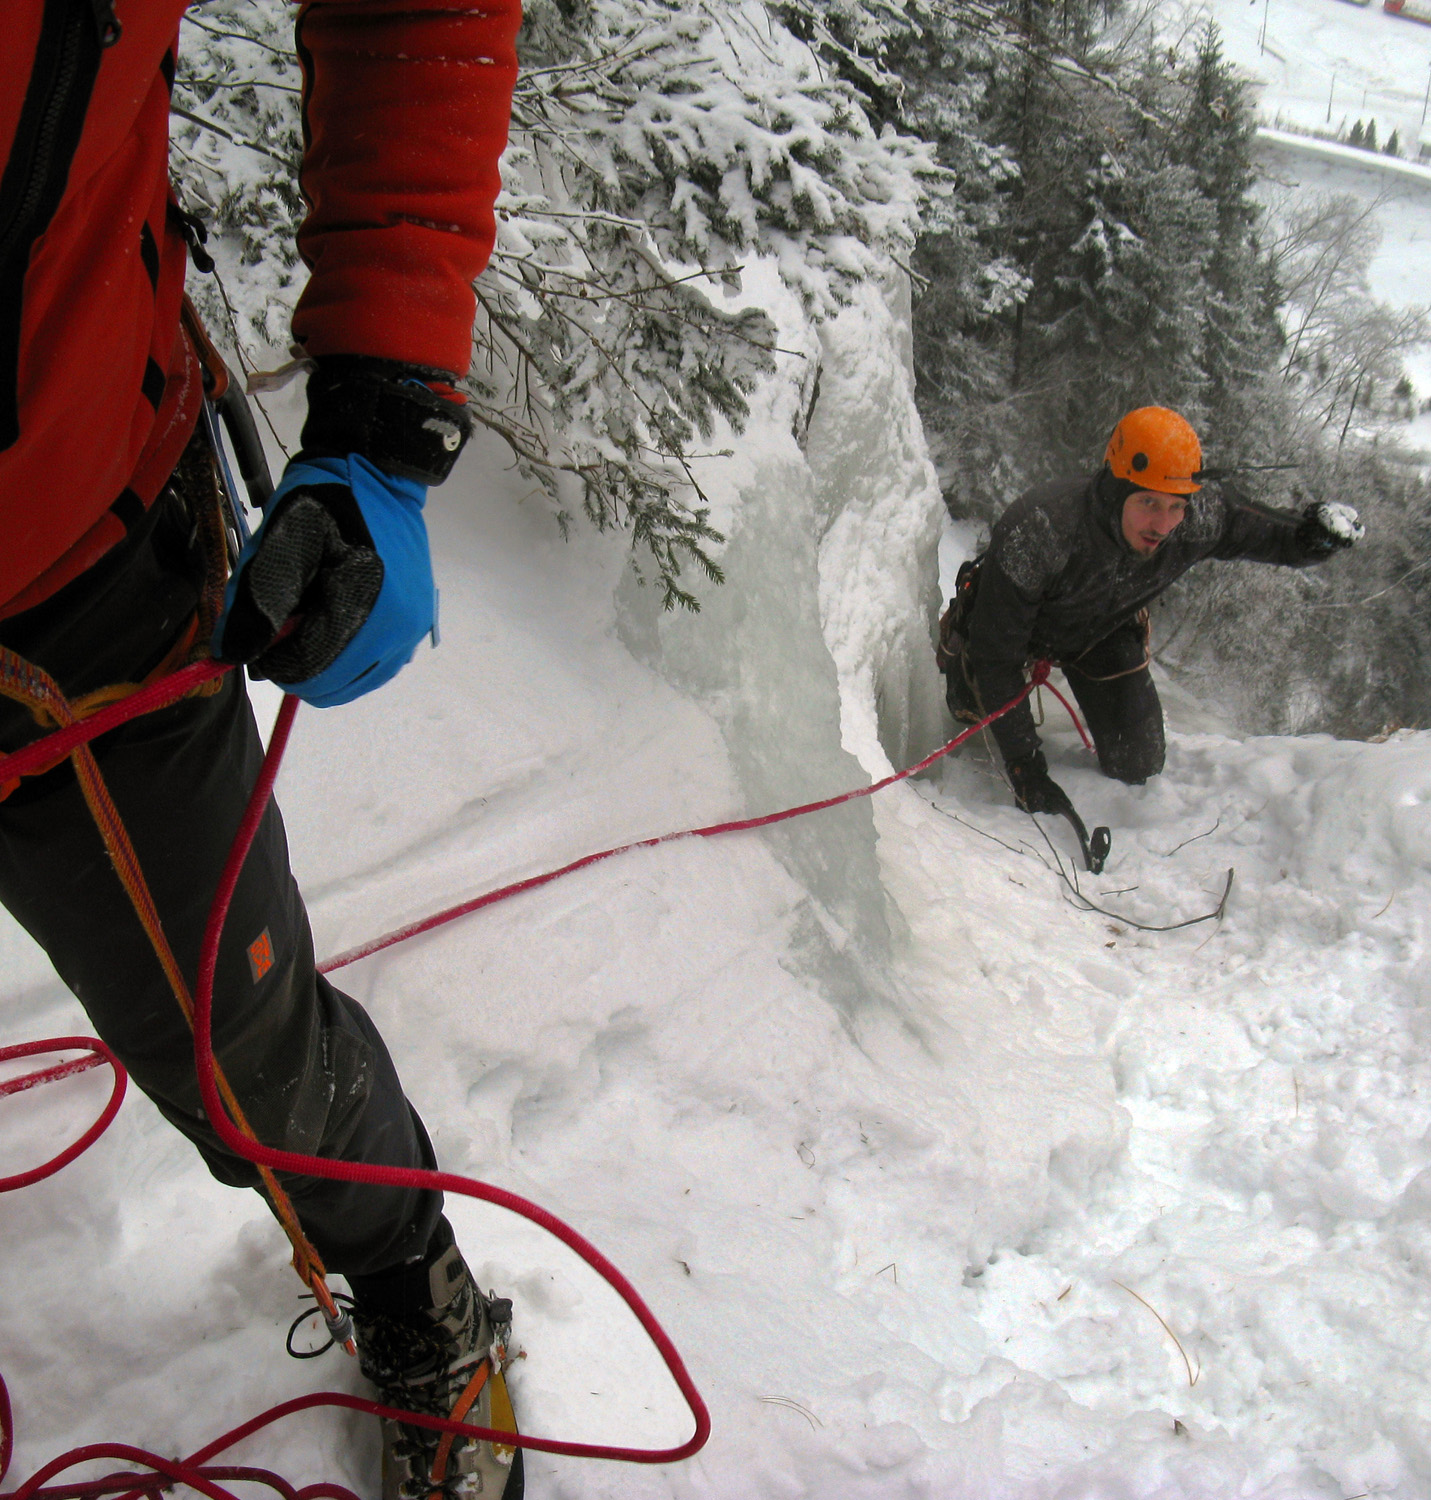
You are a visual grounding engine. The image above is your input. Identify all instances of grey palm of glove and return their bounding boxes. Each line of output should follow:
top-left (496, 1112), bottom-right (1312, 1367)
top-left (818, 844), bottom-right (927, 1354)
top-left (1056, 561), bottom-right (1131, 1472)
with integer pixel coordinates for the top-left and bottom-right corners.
top-left (1005, 751), bottom-right (1074, 816)
top-left (219, 481), bottom-right (384, 684)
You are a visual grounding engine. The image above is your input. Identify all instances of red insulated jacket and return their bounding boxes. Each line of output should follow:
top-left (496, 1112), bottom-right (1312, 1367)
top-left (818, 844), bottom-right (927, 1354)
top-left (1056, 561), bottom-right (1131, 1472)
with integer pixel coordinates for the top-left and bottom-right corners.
top-left (0, 0), bottom-right (520, 618)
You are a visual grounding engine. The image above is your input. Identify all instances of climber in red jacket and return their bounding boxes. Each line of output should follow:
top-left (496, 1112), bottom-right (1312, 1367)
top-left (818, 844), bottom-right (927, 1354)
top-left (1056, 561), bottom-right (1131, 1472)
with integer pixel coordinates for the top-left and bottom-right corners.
top-left (0, 3), bottom-right (523, 1495)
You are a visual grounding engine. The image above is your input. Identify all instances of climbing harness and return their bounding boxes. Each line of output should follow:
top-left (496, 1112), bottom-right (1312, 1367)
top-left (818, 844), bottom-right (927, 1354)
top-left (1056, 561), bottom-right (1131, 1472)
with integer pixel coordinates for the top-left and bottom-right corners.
top-left (0, 327), bottom-right (232, 805)
top-left (1064, 609), bottom-right (1153, 685)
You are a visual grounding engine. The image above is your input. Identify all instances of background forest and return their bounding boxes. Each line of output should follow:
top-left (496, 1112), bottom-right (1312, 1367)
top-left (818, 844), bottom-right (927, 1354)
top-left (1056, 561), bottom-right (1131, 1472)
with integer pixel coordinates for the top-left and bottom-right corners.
top-left (174, 0), bottom-right (1430, 736)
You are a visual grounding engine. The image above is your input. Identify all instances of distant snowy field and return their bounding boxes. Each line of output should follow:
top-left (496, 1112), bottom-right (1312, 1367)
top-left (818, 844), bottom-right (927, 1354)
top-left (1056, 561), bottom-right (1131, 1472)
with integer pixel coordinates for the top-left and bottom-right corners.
top-left (1192, 0), bottom-right (1431, 445)
top-left (4, 8), bottom-right (1431, 1500)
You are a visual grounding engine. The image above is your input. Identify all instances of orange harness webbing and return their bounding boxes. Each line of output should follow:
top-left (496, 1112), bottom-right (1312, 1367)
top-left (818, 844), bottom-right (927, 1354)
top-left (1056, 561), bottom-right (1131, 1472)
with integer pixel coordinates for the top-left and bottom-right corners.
top-left (0, 419), bottom-right (355, 1353)
top-left (0, 642), bottom-right (353, 1349)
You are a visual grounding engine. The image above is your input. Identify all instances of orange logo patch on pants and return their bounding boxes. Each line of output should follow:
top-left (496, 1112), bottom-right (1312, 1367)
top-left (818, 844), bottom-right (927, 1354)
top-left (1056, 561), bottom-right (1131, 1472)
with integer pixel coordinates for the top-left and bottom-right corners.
top-left (247, 928), bottom-right (275, 983)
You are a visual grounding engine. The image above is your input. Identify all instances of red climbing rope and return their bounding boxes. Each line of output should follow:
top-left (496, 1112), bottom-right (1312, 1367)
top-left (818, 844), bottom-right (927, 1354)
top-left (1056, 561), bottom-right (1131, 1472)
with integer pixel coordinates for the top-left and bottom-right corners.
top-left (321, 660), bottom-right (1055, 973)
top-left (1039, 676), bottom-right (1094, 752)
top-left (0, 661), bottom-right (230, 787)
top-left (0, 1040), bottom-right (125, 1195)
top-left (0, 655), bottom-right (1056, 1495)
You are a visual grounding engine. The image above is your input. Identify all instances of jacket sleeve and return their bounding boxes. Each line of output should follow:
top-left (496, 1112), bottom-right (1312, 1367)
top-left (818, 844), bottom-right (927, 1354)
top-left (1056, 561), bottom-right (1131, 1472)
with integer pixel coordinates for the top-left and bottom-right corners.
top-left (1210, 488), bottom-right (1324, 569)
top-left (964, 553), bottom-right (1045, 764)
top-left (290, 0), bottom-right (522, 378)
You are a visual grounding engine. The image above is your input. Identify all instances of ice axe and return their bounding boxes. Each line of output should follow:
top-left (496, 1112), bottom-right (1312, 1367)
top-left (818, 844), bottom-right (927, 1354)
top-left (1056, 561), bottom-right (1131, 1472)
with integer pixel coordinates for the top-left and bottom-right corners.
top-left (1029, 789), bottom-right (1110, 875)
top-left (1022, 790), bottom-right (1110, 875)
top-left (1061, 803), bottom-right (1111, 875)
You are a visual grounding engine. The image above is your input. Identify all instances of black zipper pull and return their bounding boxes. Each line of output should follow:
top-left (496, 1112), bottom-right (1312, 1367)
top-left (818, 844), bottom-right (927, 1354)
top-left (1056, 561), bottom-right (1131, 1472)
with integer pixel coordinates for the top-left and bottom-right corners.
top-left (89, 0), bottom-right (121, 48)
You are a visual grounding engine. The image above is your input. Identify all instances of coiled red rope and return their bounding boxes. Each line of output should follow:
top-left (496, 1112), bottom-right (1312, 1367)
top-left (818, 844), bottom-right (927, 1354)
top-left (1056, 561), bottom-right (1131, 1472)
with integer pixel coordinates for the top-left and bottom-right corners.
top-left (0, 657), bottom-right (1052, 1497)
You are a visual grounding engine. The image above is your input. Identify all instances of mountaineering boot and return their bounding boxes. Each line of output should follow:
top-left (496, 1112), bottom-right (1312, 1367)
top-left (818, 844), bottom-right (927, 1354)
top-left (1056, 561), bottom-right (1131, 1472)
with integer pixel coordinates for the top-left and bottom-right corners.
top-left (351, 1241), bottom-right (522, 1499)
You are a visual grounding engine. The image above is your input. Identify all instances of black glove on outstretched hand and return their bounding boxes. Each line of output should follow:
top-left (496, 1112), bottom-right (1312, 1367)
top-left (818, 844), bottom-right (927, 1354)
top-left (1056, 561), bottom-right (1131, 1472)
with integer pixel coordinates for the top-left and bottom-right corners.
top-left (1006, 751), bottom-right (1074, 816)
top-left (1295, 500), bottom-right (1365, 557)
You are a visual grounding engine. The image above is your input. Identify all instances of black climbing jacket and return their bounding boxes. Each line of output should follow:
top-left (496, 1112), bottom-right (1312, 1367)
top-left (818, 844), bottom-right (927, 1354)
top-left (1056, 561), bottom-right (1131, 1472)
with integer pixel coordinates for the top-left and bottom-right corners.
top-left (956, 468), bottom-right (1330, 763)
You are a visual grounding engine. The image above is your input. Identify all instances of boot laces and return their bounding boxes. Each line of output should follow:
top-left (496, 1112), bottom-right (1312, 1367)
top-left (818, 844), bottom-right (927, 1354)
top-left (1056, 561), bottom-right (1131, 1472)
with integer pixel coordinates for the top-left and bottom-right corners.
top-left (353, 1285), bottom-right (512, 1500)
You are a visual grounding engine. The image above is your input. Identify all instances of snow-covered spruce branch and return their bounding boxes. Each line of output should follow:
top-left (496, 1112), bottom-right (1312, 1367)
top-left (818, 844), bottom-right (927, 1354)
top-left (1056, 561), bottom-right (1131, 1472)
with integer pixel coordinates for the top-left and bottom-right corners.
top-left (467, 252), bottom-right (759, 610)
top-left (169, 104), bottom-right (293, 167)
top-left (472, 0), bottom-right (938, 605)
top-left (171, 0), bottom-right (935, 608)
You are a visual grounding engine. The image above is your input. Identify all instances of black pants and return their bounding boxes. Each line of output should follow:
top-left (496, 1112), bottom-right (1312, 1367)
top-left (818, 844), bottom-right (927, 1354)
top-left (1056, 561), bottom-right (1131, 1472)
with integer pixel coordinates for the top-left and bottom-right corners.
top-left (1061, 622), bottom-right (1165, 784)
top-left (948, 621), bottom-right (1164, 785)
top-left (0, 492), bottom-right (442, 1278)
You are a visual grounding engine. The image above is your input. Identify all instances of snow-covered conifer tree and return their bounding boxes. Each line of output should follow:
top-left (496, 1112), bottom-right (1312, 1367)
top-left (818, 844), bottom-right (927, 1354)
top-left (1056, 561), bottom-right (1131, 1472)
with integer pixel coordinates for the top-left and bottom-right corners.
top-left (1169, 23), bottom-right (1282, 447)
top-left (170, 0), bottom-right (303, 348)
top-left (477, 0), bottom-right (940, 606)
top-left (171, 0), bottom-right (939, 608)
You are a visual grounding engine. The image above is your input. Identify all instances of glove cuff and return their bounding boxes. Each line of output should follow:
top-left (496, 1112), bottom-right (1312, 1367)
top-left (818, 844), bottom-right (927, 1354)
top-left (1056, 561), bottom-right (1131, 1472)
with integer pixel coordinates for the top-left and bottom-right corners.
top-left (300, 356), bottom-right (472, 486)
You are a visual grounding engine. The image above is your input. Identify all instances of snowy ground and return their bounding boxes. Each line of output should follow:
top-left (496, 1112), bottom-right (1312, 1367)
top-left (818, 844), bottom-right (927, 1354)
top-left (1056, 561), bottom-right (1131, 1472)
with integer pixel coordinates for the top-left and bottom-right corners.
top-left (1195, 0), bottom-right (1431, 152)
top-left (6, 279), bottom-right (1431, 1497)
top-left (5, 9), bottom-right (1431, 1500)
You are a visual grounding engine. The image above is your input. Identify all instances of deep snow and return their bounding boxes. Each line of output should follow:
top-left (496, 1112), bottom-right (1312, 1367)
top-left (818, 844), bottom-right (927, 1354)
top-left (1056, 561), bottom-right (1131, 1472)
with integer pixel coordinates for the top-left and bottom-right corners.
top-left (5, 4), bottom-right (1431, 1498)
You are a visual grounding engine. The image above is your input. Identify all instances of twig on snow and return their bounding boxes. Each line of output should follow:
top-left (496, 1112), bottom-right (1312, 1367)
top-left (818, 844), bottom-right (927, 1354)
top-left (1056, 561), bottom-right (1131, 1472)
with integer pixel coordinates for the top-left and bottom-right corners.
top-left (1157, 818), bottom-right (1221, 857)
top-left (1058, 868), bottom-right (1234, 933)
top-left (757, 1395), bottom-right (823, 1430)
top-left (925, 792), bottom-right (1231, 932)
top-left (1032, 818), bottom-right (1234, 931)
top-left (948, 810), bottom-right (1031, 860)
top-left (1113, 1280), bottom-right (1200, 1388)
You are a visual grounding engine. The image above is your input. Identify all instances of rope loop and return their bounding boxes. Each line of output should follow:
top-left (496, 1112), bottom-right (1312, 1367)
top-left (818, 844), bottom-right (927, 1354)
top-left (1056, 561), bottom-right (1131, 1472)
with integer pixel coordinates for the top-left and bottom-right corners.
top-left (0, 1038), bottom-right (126, 1193)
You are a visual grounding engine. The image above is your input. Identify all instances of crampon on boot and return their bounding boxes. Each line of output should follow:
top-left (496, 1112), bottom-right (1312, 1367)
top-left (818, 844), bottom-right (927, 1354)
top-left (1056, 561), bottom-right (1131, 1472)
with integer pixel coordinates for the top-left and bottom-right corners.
top-left (352, 1241), bottom-right (522, 1499)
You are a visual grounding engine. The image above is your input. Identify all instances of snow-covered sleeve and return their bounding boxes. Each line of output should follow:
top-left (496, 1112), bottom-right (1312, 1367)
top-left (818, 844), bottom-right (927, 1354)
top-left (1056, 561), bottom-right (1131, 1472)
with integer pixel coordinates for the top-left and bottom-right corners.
top-left (1209, 487), bottom-right (1325, 569)
top-left (290, 0), bottom-right (522, 378)
top-left (965, 514), bottom-right (1062, 764)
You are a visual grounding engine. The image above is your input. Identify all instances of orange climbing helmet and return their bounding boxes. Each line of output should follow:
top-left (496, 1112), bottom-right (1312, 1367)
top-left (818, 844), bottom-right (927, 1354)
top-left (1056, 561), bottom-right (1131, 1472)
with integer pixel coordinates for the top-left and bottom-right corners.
top-left (1104, 407), bottom-right (1202, 494)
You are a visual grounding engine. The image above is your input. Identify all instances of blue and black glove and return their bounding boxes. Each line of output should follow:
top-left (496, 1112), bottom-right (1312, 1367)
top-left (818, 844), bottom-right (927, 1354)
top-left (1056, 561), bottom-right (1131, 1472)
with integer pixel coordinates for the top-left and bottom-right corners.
top-left (213, 358), bottom-right (471, 708)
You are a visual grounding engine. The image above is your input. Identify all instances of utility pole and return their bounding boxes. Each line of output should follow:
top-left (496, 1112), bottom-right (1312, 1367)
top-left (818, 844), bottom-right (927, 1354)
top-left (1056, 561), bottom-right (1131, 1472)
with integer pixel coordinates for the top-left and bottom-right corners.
top-left (1327, 69), bottom-right (1336, 124)
top-left (1259, 0), bottom-right (1270, 54)
top-left (1422, 60), bottom-right (1430, 132)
